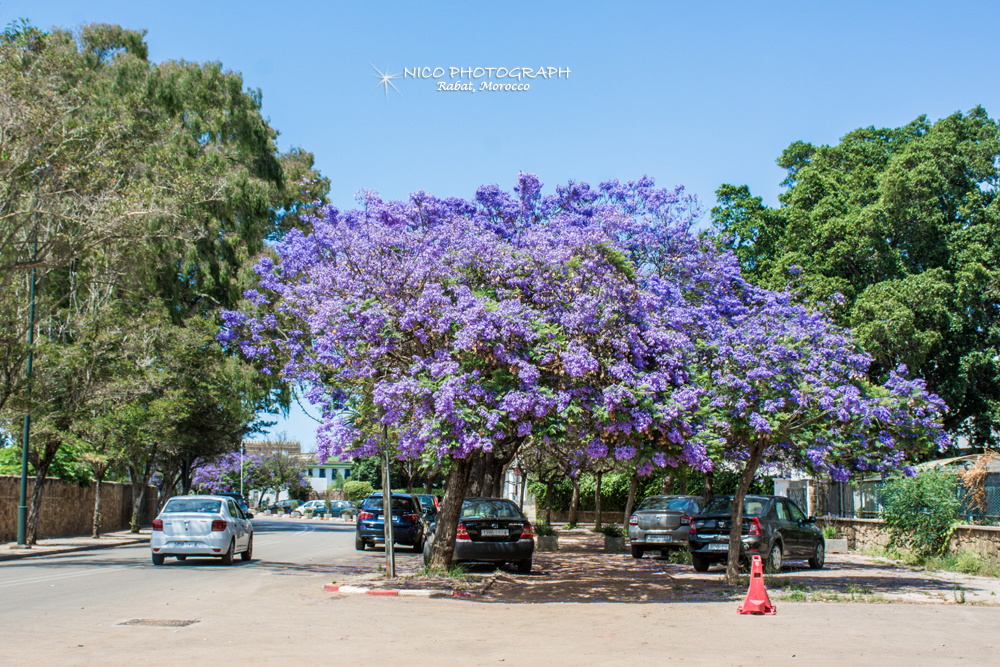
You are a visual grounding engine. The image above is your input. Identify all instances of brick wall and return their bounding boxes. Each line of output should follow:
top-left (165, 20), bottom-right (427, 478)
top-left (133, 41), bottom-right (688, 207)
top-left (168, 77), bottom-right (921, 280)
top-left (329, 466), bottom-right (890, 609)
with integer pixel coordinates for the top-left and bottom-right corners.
top-left (0, 475), bottom-right (158, 542)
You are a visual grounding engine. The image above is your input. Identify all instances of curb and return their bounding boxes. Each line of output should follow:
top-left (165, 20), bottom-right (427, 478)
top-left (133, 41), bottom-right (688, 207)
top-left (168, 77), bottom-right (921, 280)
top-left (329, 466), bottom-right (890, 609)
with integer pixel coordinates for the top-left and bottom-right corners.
top-left (324, 583), bottom-right (437, 597)
top-left (0, 538), bottom-right (149, 562)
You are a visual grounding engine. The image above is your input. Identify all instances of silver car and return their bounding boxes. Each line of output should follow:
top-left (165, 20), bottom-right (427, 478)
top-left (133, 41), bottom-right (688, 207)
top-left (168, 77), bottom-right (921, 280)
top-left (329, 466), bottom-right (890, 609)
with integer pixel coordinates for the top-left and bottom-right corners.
top-left (151, 495), bottom-right (254, 565)
top-left (627, 494), bottom-right (703, 558)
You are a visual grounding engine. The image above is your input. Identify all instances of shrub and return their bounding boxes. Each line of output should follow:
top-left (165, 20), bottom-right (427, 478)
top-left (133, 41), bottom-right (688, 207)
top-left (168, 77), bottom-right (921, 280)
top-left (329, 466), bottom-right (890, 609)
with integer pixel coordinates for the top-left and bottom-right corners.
top-left (820, 524), bottom-right (838, 539)
top-left (534, 521), bottom-right (556, 537)
top-left (342, 480), bottom-right (375, 502)
top-left (881, 468), bottom-right (961, 556)
top-left (596, 523), bottom-right (625, 538)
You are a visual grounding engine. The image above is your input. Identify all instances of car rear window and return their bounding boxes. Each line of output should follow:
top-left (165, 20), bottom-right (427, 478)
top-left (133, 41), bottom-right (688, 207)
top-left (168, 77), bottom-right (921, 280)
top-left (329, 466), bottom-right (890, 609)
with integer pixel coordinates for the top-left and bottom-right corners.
top-left (636, 497), bottom-right (701, 513)
top-left (702, 496), bottom-right (769, 517)
top-left (362, 497), bottom-right (415, 511)
top-left (163, 499), bottom-right (222, 514)
top-left (461, 500), bottom-right (523, 519)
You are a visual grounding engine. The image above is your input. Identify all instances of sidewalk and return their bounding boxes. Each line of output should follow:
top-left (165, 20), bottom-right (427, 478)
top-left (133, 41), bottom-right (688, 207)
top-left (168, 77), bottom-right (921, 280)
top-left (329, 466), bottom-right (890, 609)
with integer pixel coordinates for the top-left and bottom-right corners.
top-left (0, 529), bottom-right (150, 562)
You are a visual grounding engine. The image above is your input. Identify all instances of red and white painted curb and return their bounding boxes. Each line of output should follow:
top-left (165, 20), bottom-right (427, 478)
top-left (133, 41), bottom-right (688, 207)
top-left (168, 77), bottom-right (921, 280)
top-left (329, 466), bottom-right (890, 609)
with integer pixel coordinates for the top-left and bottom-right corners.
top-left (324, 583), bottom-right (436, 597)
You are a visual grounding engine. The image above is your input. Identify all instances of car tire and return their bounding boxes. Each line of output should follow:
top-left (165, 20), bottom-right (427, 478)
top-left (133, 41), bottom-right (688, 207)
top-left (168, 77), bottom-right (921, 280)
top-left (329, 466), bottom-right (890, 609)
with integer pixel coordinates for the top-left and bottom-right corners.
top-left (422, 538), bottom-right (433, 566)
top-left (808, 541), bottom-right (825, 569)
top-left (412, 535), bottom-right (424, 553)
top-left (241, 535), bottom-right (253, 561)
top-left (766, 542), bottom-right (782, 572)
top-left (692, 553), bottom-right (709, 572)
top-left (221, 540), bottom-right (235, 565)
top-left (355, 532), bottom-right (366, 551)
top-left (631, 545), bottom-right (645, 559)
top-left (152, 553), bottom-right (165, 566)
top-left (176, 555), bottom-right (186, 561)
top-left (517, 558), bottom-right (532, 575)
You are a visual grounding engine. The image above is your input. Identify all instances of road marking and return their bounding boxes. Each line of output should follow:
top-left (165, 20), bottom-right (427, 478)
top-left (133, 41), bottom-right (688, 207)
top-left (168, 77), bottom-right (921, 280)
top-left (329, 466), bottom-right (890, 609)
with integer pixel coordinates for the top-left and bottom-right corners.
top-left (0, 565), bottom-right (129, 588)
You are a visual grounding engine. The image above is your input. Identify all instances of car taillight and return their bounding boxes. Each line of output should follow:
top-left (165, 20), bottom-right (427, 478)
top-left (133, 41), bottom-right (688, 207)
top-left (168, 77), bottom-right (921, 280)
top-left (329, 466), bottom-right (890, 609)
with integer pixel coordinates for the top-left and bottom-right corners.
top-left (629, 515), bottom-right (638, 526)
top-left (680, 515), bottom-right (691, 525)
top-left (359, 511), bottom-right (374, 521)
top-left (152, 519), bottom-right (163, 531)
top-left (403, 513), bottom-right (419, 523)
top-left (457, 523), bottom-right (470, 540)
top-left (211, 520), bottom-right (226, 532)
top-left (520, 523), bottom-right (533, 539)
top-left (689, 522), bottom-right (697, 537)
top-left (749, 517), bottom-right (763, 536)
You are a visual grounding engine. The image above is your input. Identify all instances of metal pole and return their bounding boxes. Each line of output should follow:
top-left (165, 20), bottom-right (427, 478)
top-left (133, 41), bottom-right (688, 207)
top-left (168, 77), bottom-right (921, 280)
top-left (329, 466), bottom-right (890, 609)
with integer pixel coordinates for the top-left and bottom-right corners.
top-left (383, 445), bottom-right (395, 578)
top-left (16, 210), bottom-right (38, 547)
top-left (240, 442), bottom-right (244, 498)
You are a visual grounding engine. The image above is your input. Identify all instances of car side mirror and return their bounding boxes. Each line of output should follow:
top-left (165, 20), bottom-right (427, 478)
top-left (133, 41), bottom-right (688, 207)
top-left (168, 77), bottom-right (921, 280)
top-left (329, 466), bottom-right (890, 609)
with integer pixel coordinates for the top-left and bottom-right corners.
top-left (807, 516), bottom-right (816, 523)
top-left (246, 513), bottom-right (254, 519)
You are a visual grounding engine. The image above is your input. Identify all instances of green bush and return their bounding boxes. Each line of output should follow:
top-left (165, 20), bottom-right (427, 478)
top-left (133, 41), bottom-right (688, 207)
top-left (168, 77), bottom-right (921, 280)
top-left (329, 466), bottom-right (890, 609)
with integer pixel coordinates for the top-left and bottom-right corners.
top-left (534, 520), bottom-right (556, 537)
top-left (881, 468), bottom-right (961, 556)
top-left (342, 480), bottom-right (375, 502)
top-left (595, 523), bottom-right (625, 538)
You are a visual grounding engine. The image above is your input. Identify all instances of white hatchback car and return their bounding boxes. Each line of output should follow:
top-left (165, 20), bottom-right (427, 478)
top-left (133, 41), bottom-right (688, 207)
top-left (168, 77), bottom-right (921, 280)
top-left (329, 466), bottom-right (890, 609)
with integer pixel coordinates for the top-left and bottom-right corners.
top-left (151, 495), bottom-right (253, 565)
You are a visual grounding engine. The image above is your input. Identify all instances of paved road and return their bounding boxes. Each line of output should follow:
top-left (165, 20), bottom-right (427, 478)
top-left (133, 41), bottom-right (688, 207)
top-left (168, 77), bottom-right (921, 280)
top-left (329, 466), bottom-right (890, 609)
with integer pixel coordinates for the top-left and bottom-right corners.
top-left (2, 518), bottom-right (999, 666)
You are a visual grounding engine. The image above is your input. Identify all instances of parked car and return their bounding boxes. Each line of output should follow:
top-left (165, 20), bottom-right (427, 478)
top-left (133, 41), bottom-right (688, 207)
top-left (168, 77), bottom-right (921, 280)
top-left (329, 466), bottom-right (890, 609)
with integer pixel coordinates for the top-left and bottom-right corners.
top-left (355, 493), bottom-right (425, 552)
top-left (687, 494), bottom-right (825, 573)
top-left (414, 494), bottom-right (439, 520)
top-left (423, 497), bottom-right (534, 574)
top-left (266, 499), bottom-right (301, 513)
top-left (627, 495), bottom-right (704, 558)
top-left (298, 500), bottom-right (329, 514)
top-left (297, 499), bottom-right (356, 516)
top-left (151, 495), bottom-right (253, 565)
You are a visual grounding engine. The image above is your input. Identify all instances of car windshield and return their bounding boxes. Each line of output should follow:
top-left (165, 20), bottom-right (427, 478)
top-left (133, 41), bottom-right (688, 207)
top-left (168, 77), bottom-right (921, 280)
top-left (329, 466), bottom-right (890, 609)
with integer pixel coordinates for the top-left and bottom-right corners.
top-left (163, 499), bottom-right (222, 514)
top-left (362, 497), bottom-right (415, 511)
top-left (636, 497), bottom-right (701, 513)
top-left (461, 500), bottom-right (523, 519)
top-left (702, 496), bottom-right (769, 517)
top-left (417, 496), bottom-right (437, 510)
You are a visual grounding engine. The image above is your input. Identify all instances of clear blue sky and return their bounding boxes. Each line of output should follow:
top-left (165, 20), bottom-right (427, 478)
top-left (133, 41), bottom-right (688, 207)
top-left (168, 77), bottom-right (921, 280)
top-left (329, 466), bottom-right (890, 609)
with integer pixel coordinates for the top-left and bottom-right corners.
top-left (9, 1), bottom-right (1000, 451)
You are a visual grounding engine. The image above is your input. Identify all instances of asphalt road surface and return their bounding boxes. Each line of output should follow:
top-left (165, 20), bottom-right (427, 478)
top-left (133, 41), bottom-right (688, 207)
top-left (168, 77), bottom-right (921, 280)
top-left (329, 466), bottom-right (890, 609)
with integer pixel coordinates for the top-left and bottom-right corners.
top-left (2, 517), bottom-right (998, 666)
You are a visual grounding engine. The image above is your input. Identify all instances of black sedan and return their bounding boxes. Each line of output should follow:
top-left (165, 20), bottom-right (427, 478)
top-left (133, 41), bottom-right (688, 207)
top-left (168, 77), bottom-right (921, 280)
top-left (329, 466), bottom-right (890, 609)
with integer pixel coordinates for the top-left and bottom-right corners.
top-left (687, 494), bottom-right (825, 572)
top-left (423, 497), bottom-right (534, 574)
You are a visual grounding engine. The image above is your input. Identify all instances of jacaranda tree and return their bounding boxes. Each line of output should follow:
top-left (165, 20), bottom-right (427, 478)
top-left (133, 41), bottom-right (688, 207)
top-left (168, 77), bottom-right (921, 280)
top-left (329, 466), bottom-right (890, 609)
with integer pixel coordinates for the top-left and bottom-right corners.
top-left (222, 173), bottom-right (948, 573)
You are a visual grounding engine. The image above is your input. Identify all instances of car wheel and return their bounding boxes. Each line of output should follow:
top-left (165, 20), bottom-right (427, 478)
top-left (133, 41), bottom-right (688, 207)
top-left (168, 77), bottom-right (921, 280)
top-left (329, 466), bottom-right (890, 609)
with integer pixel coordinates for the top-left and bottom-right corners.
top-left (630, 545), bottom-right (645, 559)
top-left (766, 542), bottom-right (782, 572)
top-left (422, 538), bottom-right (432, 566)
top-left (692, 553), bottom-right (709, 572)
top-left (808, 541), bottom-right (825, 569)
top-left (176, 555), bottom-right (186, 561)
top-left (412, 535), bottom-right (424, 553)
top-left (355, 532), bottom-right (366, 551)
top-left (221, 540), bottom-right (235, 565)
top-left (517, 558), bottom-right (532, 574)
top-left (241, 535), bottom-right (253, 561)
top-left (152, 553), bottom-right (165, 566)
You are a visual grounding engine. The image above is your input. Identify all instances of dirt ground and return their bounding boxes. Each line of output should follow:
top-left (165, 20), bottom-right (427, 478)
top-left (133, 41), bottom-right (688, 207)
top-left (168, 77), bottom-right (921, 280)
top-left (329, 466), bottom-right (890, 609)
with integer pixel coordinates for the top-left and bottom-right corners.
top-left (348, 526), bottom-right (1000, 606)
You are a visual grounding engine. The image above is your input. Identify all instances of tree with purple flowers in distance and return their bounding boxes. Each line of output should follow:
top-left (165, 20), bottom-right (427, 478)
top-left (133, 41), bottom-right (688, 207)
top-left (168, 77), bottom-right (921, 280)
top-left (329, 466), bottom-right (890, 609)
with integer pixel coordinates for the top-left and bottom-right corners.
top-left (690, 266), bottom-right (949, 583)
top-left (192, 451), bottom-right (308, 507)
top-left (221, 173), bottom-right (710, 569)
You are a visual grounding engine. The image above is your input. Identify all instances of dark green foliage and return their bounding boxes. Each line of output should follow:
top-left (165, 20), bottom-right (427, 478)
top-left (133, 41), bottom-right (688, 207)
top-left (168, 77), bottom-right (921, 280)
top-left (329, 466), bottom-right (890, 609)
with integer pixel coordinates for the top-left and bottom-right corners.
top-left (342, 480), bottom-right (374, 502)
top-left (881, 469), bottom-right (961, 556)
top-left (287, 479), bottom-right (312, 502)
top-left (712, 108), bottom-right (1000, 448)
top-left (533, 520), bottom-right (556, 536)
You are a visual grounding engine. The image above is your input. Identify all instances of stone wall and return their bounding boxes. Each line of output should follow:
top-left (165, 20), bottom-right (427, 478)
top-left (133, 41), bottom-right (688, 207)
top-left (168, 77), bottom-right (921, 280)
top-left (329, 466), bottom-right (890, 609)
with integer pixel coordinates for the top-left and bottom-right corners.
top-left (818, 516), bottom-right (1000, 559)
top-left (538, 510), bottom-right (628, 525)
top-left (0, 475), bottom-right (158, 543)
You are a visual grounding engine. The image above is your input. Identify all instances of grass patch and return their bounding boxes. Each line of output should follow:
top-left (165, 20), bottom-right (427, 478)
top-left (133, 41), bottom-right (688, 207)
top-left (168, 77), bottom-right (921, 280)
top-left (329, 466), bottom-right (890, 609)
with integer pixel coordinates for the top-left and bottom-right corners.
top-left (418, 564), bottom-right (475, 580)
top-left (784, 590), bottom-right (808, 602)
top-left (867, 544), bottom-right (1000, 578)
top-left (664, 549), bottom-right (692, 565)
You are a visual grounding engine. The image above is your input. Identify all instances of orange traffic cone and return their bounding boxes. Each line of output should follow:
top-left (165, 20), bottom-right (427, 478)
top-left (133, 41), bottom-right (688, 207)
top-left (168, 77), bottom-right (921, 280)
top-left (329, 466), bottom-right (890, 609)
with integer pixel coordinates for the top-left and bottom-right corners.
top-left (737, 555), bottom-right (776, 615)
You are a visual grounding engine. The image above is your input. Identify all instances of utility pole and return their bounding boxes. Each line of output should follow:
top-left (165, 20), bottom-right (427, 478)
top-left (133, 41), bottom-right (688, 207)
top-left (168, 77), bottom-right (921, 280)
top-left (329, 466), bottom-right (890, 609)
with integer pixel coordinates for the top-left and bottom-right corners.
top-left (16, 195), bottom-right (39, 547)
top-left (381, 421), bottom-right (395, 578)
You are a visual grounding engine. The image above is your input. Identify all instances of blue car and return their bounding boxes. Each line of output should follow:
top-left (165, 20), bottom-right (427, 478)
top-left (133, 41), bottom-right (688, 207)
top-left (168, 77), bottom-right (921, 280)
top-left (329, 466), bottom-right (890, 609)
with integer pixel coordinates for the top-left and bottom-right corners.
top-left (355, 493), bottom-right (425, 552)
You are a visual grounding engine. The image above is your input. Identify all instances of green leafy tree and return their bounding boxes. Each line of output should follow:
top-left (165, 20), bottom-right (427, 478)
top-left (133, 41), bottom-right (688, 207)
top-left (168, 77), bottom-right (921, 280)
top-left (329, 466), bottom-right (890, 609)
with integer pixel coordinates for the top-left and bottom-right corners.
top-left (881, 468), bottom-right (961, 556)
top-left (712, 107), bottom-right (1000, 448)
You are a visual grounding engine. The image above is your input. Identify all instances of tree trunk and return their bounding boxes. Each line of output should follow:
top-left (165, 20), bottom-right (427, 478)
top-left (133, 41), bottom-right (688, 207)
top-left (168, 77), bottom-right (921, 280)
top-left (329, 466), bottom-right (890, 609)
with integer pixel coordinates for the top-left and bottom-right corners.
top-left (567, 476), bottom-right (581, 525)
top-left (25, 446), bottom-right (57, 546)
top-left (702, 470), bottom-right (715, 505)
top-left (424, 470), bottom-right (437, 495)
top-left (677, 465), bottom-right (690, 496)
top-left (661, 472), bottom-right (674, 495)
top-left (405, 461), bottom-right (415, 495)
top-left (725, 442), bottom-right (766, 586)
top-left (545, 481), bottom-right (554, 525)
top-left (129, 443), bottom-right (158, 533)
top-left (594, 471), bottom-right (604, 530)
top-left (518, 470), bottom-right (526, 509)
top-left (428, 457), bottom-right (474, 569)
top-left (91, 465), bottom-right (108, 539)
top-left (623, 472), bottom-right (640, 525)
top-left (466, 451), bottom-right (487, 497)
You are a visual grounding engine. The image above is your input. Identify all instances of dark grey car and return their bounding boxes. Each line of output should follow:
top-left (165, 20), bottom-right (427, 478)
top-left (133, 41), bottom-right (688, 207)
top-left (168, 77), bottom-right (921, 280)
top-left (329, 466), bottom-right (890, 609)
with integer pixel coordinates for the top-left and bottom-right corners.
top-left (423, 497), bottom-right (534, 574)
top-left (687, 494), bottom-right (825, 572)
top-left (627, 495), bottom-right (704, 558)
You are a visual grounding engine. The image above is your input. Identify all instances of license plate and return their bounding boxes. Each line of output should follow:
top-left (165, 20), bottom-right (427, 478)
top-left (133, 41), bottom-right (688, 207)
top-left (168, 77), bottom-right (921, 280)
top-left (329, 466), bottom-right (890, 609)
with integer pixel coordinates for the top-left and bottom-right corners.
top-left (171, 542), bottom-right (197, 548)
top-left (707, 543), bottom-right (728, 551)
top-left (646, 535), bottom-right (671, 543)
top-left (480, 529), bottom-right (507, 536)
